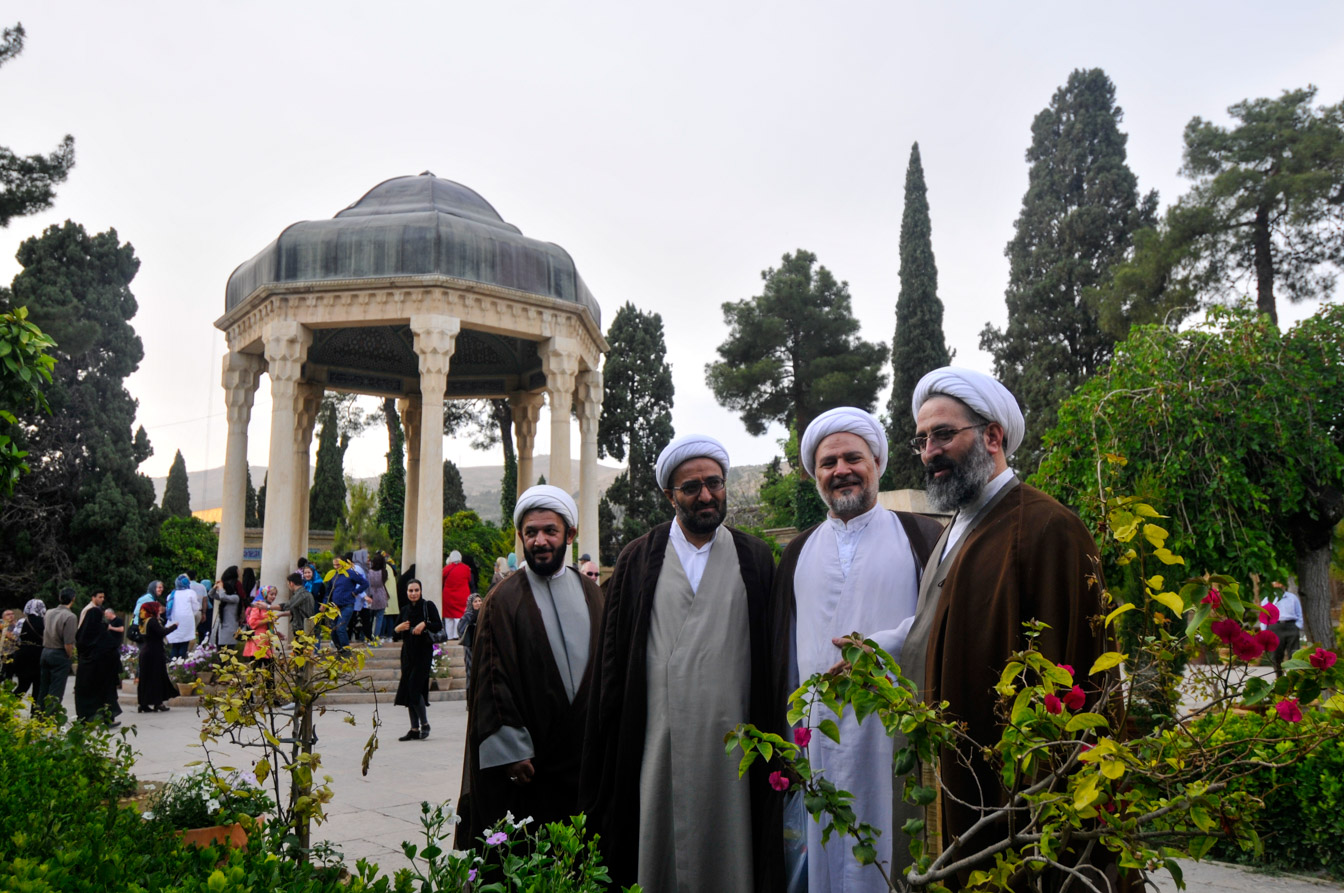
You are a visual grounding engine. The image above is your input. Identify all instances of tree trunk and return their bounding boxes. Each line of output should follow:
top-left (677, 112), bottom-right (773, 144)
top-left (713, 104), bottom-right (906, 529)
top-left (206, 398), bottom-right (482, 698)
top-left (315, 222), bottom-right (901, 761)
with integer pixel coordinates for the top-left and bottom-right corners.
top-left (1253, 204), bottom-right (1276, 325)
top-left (382, 397), bottom-right (400, 452)
top-left (1296, 541), bottom-right (1334, 650)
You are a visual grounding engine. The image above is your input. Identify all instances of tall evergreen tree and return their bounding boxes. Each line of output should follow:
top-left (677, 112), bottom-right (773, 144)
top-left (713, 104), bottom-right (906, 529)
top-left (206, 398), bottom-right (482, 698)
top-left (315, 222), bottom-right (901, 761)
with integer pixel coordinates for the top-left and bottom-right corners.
top-left (981, 68), bottom-right (1157, 472)
top-left (599, 303), bottom-right (676, 557)
top-left (443, 459), bottom-right (468, 516)
top-left (443, 397), bottom-right (516, 526)
top-left (308, 402), bottom-right (346, 530)
top-left (707, 250), bottom-right (888, 438)
top-left (884, 142), bottom-right (951, 490)
top-left (0, 222), bottom-right (157, 599)
top-left (257, 473), bottom-right (267, 526)
top-left (376, 397), bottom-right (405, 549)
top-left (0, 24), bottom-right (75, 228)
top-left (161, 449), bottom-right (191, 517)
top-left (245, 466), bottom-right (260, 527)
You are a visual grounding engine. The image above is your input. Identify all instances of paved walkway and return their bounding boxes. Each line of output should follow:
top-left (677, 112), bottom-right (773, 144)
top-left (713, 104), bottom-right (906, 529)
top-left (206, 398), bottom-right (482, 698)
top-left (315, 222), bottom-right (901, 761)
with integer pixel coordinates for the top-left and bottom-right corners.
top-left (49, 687), bottom-right (1342, 890)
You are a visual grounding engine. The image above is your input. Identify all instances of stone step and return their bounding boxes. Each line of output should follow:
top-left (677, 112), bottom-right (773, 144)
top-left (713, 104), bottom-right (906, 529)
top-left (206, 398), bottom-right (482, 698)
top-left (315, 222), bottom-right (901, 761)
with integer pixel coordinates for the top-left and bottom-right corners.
top-left (116, 688), bottom-right (465, 709)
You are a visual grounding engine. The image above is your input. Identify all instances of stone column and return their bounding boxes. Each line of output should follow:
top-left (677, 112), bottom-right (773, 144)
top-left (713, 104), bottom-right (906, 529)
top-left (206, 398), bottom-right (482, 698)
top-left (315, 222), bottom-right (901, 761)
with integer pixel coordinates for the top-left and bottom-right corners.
top-left (541, 337), bottom-right (580, 492)
top-left (411, 315), bottom-right (459, 594)
top-left (260, 321), bottom-right (311, 588)
top-left (398, 397), bottom-right (422, 572)
top-left (510, 390), bottom-right (544, 503)
top-left (217, 351), bottom-right (264, 577)
top-left (294, 382), bottom-right (323, 564)
top-left (576, 370), bottom-right (603, 563)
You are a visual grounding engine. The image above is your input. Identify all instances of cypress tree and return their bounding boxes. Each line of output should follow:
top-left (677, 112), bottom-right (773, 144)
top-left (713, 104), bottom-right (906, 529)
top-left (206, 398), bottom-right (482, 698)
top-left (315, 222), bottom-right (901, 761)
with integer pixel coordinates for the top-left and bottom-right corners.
top-left (257, 473), bottom-right (267, 526)
top-left (884, 142), bottom-right (951, 490)
top-left (980, 68), bottom-right (1157, 472)
top-left (376, 398), bottom-right (405, 549)
top-left (161, 449), bottom-right (191, 517)
top-left (444, 459), bottom-right (467, 516)
top-left (244, 466), bottom-right (260, 527)
top-left (308, 402), bottom-right (346, 530)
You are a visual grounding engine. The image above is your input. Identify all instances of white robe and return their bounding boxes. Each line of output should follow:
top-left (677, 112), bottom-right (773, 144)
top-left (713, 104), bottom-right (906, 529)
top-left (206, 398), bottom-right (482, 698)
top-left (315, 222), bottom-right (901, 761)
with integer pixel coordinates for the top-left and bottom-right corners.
top-left (794, 504), bottom-right (919, 893)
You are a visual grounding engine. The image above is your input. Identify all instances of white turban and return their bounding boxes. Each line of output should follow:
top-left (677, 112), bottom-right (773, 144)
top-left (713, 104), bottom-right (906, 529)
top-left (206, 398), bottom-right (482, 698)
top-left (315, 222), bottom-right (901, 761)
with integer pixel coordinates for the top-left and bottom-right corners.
top-left (513, 484), bottom-right (578, 529)
top-left (800, 407), bottom-right (889, 477)
top-left (911, 366), bottom-right (1025, 457)
top-left (655, 434), bottom-right (730, 490)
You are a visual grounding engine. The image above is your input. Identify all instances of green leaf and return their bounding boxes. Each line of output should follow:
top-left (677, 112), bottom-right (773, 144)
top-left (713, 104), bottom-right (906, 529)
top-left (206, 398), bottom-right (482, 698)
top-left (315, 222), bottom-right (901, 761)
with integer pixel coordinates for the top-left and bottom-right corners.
top-left (1089, 652), bottom-right (1127, 675)
top-left (1064, 712), bottom-right (1110, 732)
top-left (1241, 675), bottom-right (1272, 705)
top-left (818, 719), bottom-right (841, 744)
top-left (1151, 590), bottom-right (1184, 613)
top-left (1104, 602), bottom-right (1137, 627)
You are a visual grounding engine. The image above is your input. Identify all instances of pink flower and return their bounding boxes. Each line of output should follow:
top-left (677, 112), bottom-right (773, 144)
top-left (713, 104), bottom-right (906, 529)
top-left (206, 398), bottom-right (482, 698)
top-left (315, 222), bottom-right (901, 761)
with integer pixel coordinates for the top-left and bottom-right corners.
top-left (1275, 698), bottom-right (1303, 723)
top-left (1062, 685), bottom-right (1087, 711)
top-left (1230, 631), bottom-right (1264, 662)
top-left (1259, 602), bottom-right (1280, 626)
top-left (1211, 618), bottom-right (1242, 643)
top-left (1201, 587), bottom-right (1222, 608)
top-left (1044, 693), bottom-right (1063, 715)
top-left (1255, 629), bottom-right (1279, 653)
top-left (793, 727), bottom-right (812, 748)
top-left (1057, 664), bottom-right (1075, 678)
top-left (769, 771), bottom-right (790, 792)
top-left (1309, 648), bottom-right (1337, 670)
top-left (486, 831), bottom-right (507, 845)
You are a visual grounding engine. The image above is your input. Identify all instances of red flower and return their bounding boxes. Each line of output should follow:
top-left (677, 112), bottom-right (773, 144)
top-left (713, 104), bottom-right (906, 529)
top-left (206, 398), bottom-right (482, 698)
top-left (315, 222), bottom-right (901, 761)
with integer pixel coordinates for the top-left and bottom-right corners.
top-left (1230, 631), bottom-right (1265, 662)
top-left (1201, 587), bottom-right (1222, 608)
top-left (1057, 664), bottom-right (1075, 677)
top-left (1044, 693), bottom-right (1063, 715)
top-left (1210, 618), bottom-right (1242, 643)
top-left (1309, 648), bottom-right (1338, 670)
top-left (1275, 698), bottom-right (1303, 723)
top-left (1259, 602), bottom-right (1280, 626)
top-left (768, 771), bottom-right (790, 792)
top-left (793, 727), bottom-right (812, 748)
top-left (1062, 685), bottom-right (1087, 711)
top-left (1255, 629), bottom-right (1279, 653)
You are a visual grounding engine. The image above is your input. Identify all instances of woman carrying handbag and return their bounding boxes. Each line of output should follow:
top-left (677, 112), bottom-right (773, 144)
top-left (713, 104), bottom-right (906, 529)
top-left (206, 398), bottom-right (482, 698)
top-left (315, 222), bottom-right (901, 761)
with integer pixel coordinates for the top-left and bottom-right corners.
top-left (393, 578), bottom-right (443, 740)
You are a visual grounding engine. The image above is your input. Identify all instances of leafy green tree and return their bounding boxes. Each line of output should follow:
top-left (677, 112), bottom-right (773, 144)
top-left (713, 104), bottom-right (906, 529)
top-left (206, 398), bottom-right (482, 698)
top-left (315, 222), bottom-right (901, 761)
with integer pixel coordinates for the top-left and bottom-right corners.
top-left (0, 222), bottom-right (158, 599)
top-left (443, 510), bottom-right (512, 591)
top-left (757, 457), bottom-right (795, 528)
top-left (1105, 86), bottom-right (1344, 329)
top-left (885, 142), bottom-right (952, 490)
top-left (1036, 303), bottom-right (1344, 649)
top-left (598, 303), bottom-right (676, 558)
top-left (443, 397), bottom-right (516, 526)
top-left (147, 516), bottom-right (218, 596)
top-left (0, 24), bottom-right (75, 228)
top-left (161, 449), bottom-right (191, 517)
top-left (0, 306), bottom-right (55, 497)
top-left (708, 250), bottom-right (888, 439)
top-left (245, 466), bottom-right (260, 527)
top-left (443, 459), bottom-right (467, 516)
top-left (334, 479), bottom-right (393, 555)
top-left (981, 68), bottom-right (1158, 472)
top-left (376, 397), bottom-right (405, 549)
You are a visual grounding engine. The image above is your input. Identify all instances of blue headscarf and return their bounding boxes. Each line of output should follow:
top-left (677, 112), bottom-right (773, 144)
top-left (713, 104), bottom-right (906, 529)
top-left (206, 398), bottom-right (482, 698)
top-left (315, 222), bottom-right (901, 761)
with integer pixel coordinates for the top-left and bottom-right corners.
top-left (175, 575), bottom-right (191, 590)
top-left (507, 553), bottom-right (517, 571)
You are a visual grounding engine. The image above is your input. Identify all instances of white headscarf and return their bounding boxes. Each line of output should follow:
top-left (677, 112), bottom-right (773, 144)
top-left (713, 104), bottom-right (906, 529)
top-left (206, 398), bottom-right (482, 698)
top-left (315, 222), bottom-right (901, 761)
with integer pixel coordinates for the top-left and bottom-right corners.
top-left (912, 366), bottom-right (1025, 457)
top-left (513, 484), bottom-right (579, 529)
top-left (799, 407), bottom-right (889, 477)
top-left (654, 434), bottom-right (730, 489)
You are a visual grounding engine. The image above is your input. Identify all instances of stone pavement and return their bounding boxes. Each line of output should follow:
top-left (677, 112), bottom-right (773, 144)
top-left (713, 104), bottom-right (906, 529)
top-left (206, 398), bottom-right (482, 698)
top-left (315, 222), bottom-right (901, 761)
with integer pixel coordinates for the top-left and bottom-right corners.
top-left (49, 686), bottom-right (1344, 890)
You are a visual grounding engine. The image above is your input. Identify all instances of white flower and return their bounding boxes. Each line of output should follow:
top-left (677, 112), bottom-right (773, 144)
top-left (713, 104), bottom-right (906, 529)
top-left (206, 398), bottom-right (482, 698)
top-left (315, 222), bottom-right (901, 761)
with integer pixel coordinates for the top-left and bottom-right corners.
top-left (511, 815), bottom-right (533, 830)
top-left (142, 810), bottom-right (155, 820)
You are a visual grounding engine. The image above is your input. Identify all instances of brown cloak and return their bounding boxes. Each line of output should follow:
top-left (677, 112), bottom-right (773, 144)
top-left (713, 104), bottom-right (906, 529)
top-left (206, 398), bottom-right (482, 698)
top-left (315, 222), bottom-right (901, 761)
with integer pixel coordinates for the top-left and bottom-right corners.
top-left (908, 479), bottom-right (1113, 889)
top-left (579, 522), bottom-right (782, 892)
top-left (456, 567), bottom-right (603, 847)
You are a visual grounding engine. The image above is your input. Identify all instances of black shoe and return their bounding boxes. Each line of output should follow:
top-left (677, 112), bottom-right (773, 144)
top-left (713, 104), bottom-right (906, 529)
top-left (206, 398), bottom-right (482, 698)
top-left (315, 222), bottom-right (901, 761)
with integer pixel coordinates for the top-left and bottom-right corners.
top-left (419, 725), bottom-right (431, 740)
top-left (154, 705), bottom-right (170, 712)
top-left (398, 729), bottom-right (420, 741)
top-left (137, 706), bottom-right (150, 714)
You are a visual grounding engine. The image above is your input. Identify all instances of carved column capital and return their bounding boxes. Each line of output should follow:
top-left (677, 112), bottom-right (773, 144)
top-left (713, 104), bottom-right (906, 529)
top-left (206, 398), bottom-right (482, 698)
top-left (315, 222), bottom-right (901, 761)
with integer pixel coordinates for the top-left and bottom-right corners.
top-left (541, 337), bottom-right (581, 404)
top-left (410, 315), bottom-right (460, 385)
top-left (263, 321), bottom-right (312, 401)
top-left (509, 390), bottom-right (544, 452)
top-left (296, 382), bottom-right (324, 448)
top-left (576, 370), bottom-right (603, 431)
top-left (221, 352), bottom-right (265, 428)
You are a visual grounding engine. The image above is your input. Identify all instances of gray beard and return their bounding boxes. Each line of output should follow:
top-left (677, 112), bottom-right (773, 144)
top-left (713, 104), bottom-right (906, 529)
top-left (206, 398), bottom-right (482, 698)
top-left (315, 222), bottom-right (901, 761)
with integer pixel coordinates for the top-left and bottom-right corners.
top-left (925, 437), bottom-right (996, 513)
top-left (818, 478), bottom-right (878, 520)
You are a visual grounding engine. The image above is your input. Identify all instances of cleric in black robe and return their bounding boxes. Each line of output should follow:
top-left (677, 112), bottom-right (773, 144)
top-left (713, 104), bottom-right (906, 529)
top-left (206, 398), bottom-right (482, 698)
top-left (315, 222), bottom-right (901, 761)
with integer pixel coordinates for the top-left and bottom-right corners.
top-left (456, 486), bottom-right (603, 848)
top-left (578, 434), bottom-right (783, 893)
top-left (74, 590), bottom-right (123, 723)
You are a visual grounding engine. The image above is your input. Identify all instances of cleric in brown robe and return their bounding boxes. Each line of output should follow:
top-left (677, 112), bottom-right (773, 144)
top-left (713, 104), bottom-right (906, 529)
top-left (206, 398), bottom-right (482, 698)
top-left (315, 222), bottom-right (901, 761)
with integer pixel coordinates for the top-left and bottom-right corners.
top-left (456, 485), bottom-right (603, 848)
top-left (579, 434), bottom-right (783, 893)
top-left (901, 367), bottom-right (1115, 891)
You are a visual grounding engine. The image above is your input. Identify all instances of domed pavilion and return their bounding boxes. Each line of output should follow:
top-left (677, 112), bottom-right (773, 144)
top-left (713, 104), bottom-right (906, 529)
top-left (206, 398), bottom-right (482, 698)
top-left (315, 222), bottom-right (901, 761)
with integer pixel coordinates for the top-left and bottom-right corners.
top-left (214, 173), bottom-right (607, 587)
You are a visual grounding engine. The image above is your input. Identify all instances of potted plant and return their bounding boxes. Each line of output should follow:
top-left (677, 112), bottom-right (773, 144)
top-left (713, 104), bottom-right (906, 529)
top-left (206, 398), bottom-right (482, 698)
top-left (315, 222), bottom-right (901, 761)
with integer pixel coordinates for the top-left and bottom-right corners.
top-left (142, 768), bottom-right (273, 849)
top-left (430, 642), bottom-right (452, 691)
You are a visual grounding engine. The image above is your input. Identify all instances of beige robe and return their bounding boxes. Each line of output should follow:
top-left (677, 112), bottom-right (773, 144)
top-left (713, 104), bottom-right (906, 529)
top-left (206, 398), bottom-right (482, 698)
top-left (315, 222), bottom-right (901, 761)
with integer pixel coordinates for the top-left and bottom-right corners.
top-left (637, 525), bottom-right (754, 892)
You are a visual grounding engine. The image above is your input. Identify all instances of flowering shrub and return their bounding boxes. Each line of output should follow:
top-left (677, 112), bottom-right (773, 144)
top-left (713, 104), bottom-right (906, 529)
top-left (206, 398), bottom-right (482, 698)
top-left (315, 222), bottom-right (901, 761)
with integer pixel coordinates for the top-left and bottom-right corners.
top-left (120, 643), bottom-right (139, 680)
top-left (167, 642), bottom-right (221, 683)
top-left (431, 642), bottom-right (453, 678)
top-left (727, 491), bottom-right (1344, 891)
top-left (143, 768), bottom-right (273, 831)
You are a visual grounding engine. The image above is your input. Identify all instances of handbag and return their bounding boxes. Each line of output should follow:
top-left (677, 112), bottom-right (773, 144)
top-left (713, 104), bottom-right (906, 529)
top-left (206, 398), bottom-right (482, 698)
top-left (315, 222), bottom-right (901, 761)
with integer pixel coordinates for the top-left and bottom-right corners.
top-left (425, 603), bottom-right (449, 644)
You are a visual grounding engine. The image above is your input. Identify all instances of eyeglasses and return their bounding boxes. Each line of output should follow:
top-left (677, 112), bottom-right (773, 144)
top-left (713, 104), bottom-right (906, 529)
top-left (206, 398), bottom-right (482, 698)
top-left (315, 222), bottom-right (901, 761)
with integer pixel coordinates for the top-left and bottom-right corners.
top-left (583, 571), bottom-right (600, 579)
top-left (670, 476), bottom-right (726, 497)
top-left (909, 424), bottom-right (988, 455)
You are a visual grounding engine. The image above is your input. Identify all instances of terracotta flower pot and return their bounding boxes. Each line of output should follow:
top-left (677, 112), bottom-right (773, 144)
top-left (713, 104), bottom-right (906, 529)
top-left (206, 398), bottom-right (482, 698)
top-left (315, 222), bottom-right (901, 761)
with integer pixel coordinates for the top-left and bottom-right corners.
top-left (176, 682), bottom-right (196, 697)
top-left (198, 671), bottom-right (213, 684)
top-left (177, 822), bottom-right (249, 850)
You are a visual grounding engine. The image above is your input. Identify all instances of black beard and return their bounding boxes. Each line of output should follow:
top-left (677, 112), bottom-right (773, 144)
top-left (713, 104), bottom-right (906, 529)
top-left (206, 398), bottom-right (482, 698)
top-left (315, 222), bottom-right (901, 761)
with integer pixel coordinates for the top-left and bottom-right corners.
top-left (925, 436), bottom-right (996, 512)
top-left (676, 494), bottom-right (726, 537)
top-left (524, 541), bottom-right (568, 577)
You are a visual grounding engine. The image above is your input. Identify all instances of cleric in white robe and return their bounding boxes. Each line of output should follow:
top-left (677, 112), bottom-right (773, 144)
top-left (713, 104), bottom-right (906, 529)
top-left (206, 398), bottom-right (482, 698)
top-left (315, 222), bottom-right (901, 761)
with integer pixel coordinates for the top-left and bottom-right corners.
top-left (770, 407), bottom-right (944, 893)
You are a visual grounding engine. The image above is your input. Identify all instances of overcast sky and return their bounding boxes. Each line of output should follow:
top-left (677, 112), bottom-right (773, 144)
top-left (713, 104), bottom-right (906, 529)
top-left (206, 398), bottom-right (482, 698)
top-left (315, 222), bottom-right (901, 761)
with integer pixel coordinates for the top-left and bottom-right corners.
top-left (3, 2), bottom-right (1342, 492)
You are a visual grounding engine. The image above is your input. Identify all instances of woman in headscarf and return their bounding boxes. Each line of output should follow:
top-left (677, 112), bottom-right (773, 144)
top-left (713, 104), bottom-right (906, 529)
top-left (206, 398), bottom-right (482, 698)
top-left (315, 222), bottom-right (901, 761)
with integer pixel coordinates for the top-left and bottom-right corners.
top-left (136, 602), bottom-right (177, 713)
top-left (210, 566), bottom-right (243, 648)
top-left (11, 598), bottom-right (46, 696)
top-left (165, 575), bottom-right (200, 659)
top-left (242, 586), bottom-right (287, 701)
top-left (366, 552), bottom-right (391, 641)
top-left (133, 581), bottom-right (163, 621)
top-left (392, 578), bottom-right (442, 741)
top-left (492, 556), bottom-right (510, 586)
top-left (441, 551), bottom-right (470, 638)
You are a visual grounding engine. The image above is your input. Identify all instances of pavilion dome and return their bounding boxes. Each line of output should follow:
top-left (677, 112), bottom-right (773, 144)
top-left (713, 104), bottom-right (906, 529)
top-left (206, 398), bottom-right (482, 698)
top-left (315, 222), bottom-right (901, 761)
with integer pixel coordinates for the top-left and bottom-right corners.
top-left (225, 172), bottom-right (599, 324)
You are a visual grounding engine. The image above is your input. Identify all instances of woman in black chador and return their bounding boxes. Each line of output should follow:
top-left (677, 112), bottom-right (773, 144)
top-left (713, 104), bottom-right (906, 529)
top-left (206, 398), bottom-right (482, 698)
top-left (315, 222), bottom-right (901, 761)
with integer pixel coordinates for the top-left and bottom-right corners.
top-left (136, 602), bottom-right (177, 713)
top-left (392, 579), bottom-right (442, 741)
